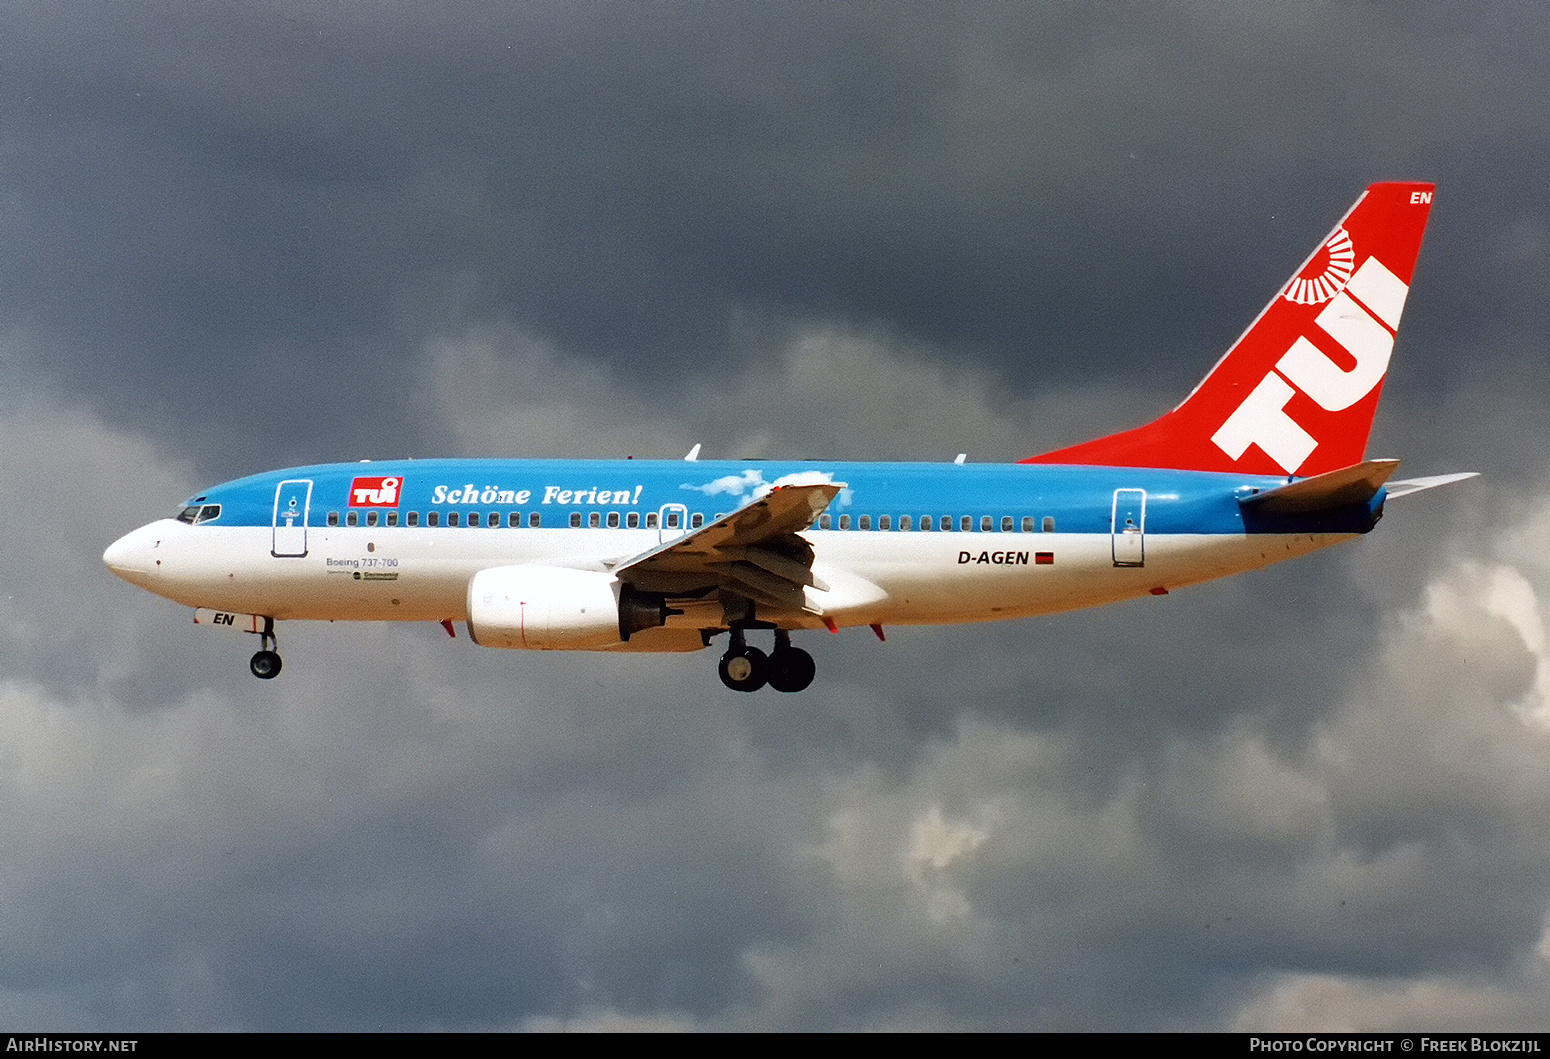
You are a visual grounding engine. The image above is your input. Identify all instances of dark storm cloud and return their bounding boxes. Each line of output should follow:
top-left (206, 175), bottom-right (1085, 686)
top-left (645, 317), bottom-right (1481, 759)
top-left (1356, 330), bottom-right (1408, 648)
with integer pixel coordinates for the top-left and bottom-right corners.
top-left (4, 2), bottom-right (1548, 476)
top-left (5, 0), bottom-right (1550, 1033)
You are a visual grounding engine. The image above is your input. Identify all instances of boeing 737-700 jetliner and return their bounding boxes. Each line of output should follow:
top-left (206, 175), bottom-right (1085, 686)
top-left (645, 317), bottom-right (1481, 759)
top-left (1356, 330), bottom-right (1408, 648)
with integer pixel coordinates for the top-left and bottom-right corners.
top-left (104, 183), bottom-right (1474, 692)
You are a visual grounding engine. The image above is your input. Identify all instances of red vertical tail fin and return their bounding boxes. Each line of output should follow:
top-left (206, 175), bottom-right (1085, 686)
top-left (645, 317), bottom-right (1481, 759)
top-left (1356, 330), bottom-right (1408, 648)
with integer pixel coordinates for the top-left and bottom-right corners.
top-left (1024, 183), bottom-right (1435, 476)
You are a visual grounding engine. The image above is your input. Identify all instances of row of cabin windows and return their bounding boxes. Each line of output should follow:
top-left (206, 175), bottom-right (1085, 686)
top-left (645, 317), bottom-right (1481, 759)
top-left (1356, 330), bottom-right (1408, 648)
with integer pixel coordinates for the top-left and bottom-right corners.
top-left (322, 510), bottom-right (1057, 533)
top-left (322, 510), bottom-right (694, 530)
top-left (568, 510), bottom-right (704, 530)
top-left (328, 510), bottom-right (548, 528)
top-left (816, 514), bottom-right (1057, 533)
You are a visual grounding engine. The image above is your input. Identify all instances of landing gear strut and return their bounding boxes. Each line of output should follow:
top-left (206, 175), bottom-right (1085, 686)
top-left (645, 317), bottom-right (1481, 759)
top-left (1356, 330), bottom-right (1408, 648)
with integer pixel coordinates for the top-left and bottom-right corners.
top-left (717, 627), bottom-right (814, 693)
top-left (249, 617), bottom-right (282, 680)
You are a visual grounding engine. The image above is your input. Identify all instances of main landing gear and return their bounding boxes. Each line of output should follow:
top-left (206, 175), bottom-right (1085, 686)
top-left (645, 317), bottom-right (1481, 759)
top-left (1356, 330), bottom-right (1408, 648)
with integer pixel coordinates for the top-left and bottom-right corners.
top-left (718, 628), bottom-right (815, 693)
top-left (249, 617), bottom-right (282, 680)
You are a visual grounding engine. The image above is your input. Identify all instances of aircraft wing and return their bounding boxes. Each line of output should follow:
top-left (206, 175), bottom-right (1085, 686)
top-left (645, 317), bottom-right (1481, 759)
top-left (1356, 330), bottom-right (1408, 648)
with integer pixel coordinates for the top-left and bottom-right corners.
top-left (611, 482), bottom-right (844, 611)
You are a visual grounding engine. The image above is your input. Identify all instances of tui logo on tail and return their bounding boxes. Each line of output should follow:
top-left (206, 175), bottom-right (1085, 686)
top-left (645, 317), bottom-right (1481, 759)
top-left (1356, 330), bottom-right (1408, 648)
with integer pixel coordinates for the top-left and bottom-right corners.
top-left (1025, 183), bottom-right (1435, 477)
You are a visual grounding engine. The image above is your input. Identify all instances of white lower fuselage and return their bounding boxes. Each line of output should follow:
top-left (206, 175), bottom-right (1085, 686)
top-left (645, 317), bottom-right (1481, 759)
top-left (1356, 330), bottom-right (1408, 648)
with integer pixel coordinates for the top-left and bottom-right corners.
top-left (106, 518), bottom-right (1348, 651)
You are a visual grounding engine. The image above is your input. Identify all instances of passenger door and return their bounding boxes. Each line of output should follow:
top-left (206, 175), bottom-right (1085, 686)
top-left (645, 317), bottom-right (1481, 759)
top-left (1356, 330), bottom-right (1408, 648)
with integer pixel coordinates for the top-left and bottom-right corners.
top-left (1111, 488), bottom-right (1146, 567)
top-left (272, 479), bottom-right (312, 558)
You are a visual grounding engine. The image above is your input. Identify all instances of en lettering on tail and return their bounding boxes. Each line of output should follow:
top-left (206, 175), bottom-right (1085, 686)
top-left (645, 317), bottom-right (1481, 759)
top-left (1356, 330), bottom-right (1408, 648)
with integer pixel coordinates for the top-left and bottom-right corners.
top-left (1025, 183), bottom-right (1435, 476)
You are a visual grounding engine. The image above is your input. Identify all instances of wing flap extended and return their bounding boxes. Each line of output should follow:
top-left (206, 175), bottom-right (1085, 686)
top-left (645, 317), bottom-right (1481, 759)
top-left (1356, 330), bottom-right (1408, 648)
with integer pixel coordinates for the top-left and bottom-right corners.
top-left (613, 482), bottom-right (844, 608)
top-left (1238, 459), bottom-right (1400, 514)
top-left (711, 561), bottom-right (808, 610)
top-left (714, 544), bottom-right (830, 591)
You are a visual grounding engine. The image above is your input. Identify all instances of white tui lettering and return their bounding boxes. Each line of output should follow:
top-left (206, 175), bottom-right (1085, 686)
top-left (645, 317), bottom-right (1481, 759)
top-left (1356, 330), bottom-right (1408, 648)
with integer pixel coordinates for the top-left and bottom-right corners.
top-left (1210, 373), bottom-right (1318, 473)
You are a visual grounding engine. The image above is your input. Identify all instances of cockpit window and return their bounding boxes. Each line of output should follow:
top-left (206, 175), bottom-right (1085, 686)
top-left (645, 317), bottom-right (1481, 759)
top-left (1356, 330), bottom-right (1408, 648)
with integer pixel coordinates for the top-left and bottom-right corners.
top-left (175, 504), bottom-right (222, 525)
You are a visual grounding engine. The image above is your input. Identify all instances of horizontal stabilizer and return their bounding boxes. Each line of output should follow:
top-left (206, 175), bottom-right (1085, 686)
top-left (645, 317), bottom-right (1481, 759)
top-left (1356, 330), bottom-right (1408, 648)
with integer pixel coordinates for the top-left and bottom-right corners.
top-left (1239, 459), bottom-right (1400, 514)
top-left (1385, 471), bottom-right (1479, 500)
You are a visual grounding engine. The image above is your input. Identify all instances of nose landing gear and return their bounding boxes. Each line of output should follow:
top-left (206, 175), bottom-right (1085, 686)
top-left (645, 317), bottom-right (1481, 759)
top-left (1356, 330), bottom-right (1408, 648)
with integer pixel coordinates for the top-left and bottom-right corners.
top-left (717, 627), bottom-right (814, 693)
top-left (249, 618), bottom-right (282, 680)
top-left (250, 650), bottom-right (282, 679)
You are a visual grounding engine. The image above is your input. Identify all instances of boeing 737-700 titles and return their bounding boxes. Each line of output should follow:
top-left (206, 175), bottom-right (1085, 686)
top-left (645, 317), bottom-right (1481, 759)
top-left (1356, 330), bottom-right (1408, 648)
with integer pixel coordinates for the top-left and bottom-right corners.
top-left (104, 183), bottom-right (1474, 692)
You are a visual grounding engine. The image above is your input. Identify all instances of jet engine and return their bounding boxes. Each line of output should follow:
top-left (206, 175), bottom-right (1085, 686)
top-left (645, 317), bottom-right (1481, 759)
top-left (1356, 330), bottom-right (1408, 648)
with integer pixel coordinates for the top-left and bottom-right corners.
top-left (466, 565), bottom-right (671, 650)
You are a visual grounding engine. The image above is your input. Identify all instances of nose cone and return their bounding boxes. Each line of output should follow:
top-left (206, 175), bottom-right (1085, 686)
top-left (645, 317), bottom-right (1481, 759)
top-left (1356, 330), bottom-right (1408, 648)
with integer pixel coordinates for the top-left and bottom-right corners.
top-left (103, 523), bottom-right (162, 588)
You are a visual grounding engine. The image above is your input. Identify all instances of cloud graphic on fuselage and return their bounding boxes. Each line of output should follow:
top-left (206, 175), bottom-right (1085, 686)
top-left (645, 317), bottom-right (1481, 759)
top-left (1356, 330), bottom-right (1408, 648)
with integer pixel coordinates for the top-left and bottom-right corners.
top-left (682, 469), bottom-right (769, 498)
top-left (681, 469), bottom-right (851, 509)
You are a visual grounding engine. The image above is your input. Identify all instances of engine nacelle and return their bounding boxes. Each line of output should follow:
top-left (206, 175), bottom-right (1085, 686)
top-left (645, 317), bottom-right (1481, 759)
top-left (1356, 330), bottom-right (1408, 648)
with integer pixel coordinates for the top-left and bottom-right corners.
top-left (466, 565), bottom-right (669, 651)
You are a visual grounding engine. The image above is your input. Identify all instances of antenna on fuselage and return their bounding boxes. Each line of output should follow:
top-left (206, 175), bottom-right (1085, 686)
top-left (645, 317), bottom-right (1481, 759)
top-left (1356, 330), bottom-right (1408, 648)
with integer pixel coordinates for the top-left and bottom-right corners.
top-left (685, 443), bottom-right (702, 461)
top-left (954, 453), bottom-right (967, 465)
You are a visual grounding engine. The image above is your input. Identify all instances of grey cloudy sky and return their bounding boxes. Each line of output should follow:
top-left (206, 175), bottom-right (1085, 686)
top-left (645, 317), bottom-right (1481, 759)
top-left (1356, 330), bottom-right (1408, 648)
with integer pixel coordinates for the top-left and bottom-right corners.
top-left (3, 0), bottom-right (1550, 1031)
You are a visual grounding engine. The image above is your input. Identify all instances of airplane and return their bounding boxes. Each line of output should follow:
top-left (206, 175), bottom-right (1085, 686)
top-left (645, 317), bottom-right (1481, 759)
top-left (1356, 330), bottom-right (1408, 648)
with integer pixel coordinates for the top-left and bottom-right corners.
top-left (103, 182), bottom-right (1475, 693)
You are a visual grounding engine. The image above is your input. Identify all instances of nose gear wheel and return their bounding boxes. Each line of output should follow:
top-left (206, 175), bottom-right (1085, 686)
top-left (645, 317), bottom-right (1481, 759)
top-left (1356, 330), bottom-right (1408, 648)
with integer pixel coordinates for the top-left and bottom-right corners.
top-left (250, 650), bottom-right (282, 679)
top-left (249, 617), bottom-right (282, 679)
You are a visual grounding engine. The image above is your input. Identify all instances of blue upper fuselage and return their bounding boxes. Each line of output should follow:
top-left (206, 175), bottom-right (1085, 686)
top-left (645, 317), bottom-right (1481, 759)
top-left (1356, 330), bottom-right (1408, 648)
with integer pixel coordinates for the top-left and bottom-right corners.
top-left (177, 459), bottom-right (1384, 537)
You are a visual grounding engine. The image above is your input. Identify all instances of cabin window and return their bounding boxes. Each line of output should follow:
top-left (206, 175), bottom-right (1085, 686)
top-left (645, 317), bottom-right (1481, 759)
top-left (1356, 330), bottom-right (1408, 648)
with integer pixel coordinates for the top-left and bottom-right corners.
top-left (879, 515), bottom-right (892, 531)
top-left (447, 512), bottom-right (460, 527)
top-left (570, 512), bottom-right (582, 528)
top-left (468, 512), bottom-right (481, 527)
top-left (627, 511), bottom-right (639, 528)
top-left (860, 515), bottom-right (872, 530)
top-left (407, 512), bottom-right (419, 527)
top-left (386, 512), bottom-right (399, 527)
top-left (839, 514), bottom-right (851, 530)
top-left (487, 512), bottom-right (499, 526)
top-left (346, 511), bottom-right (359, 527)
top-left (327, 512), bottom-right (339, 527)
top-left (427, 512), bottom-right (439, 527)
top-left (691, 513), bottom-right (705, 529)
top-left (1021, 516), bottom-right (1034, 533)
top-left (607, 511), bottom-right (620, 528)
top-left (980, 515), bottom-right (992, 532)
top-left (529, 512), bottom-right (542, 528)
top-left (941, 515), bottom-right (952, 531)
top-left (588, 512), bottom-right (601, 528)
top-left (666, 511), bottom-right (680, 529)
top-left (960, 515), bottom-right (972, 532)
top-left (507, 512), bottom-right (519, 527)
top-left (900, 515), bottom-right (913, 531)
top-left (820, 514), bottom-right (832, 529)
top-left (366, 511), bottom-right (379, 527)
top-left (1001, 516), bottom-right (1014, 532)
top-left (919, 516), bottom-right (932, 531)
top-left (647, 512), bottom-right (659, 529)
top-left (1042, 516), bottom-right (1056, 533)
